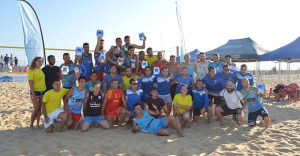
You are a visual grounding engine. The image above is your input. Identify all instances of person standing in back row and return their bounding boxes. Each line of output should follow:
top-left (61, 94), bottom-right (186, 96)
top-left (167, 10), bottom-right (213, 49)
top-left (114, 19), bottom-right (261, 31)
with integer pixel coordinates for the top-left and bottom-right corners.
top-left (42, 55), bottom-right (59, 92)
top-left (194, 52), bottom-right (210, 80)
top-left (75, 42), bottom-right (93, 82)
top-left (209, 53), bottom-right (223, 74)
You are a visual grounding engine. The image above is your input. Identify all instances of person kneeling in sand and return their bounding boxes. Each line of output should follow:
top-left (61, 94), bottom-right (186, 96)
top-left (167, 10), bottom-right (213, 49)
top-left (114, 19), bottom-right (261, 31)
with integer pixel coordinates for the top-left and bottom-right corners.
top-left (64, 76), bottom-right (89, 130)
top-left (81, 82), bottom-right (110, 132)
top-left (207, 81), bottom-right (247, 126)
top-left (173, 84), bottom-right (193, 128)
top-left (241, 78), bottom-right (270, 128)
top-left (132, 103), bottom-right (185, 137)
top-left (42, 79), bottom-right (69, 133)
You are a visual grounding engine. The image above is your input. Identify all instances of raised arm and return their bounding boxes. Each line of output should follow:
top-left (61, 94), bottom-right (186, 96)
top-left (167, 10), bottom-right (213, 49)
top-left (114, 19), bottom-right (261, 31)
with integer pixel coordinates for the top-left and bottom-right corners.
top-left (133, 36), bottom-right (146, 49)
top-left (94, 36), bottom-right (102, 57)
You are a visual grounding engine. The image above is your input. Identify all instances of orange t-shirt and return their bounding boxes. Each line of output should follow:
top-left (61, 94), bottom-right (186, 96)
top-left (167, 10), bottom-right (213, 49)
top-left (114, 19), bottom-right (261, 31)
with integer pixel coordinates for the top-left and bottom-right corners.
top-left (106, 89), bottom-right (124, 112)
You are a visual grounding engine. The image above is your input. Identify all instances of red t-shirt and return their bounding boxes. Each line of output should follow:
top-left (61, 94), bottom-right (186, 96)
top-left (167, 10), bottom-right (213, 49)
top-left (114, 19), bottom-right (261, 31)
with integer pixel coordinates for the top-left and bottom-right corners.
top-left (154, 61), bottom-right (167, 72)
top-left (106, 89), bottom-right (124, 112)
top-left (137, 62), bottom-right (145, 76)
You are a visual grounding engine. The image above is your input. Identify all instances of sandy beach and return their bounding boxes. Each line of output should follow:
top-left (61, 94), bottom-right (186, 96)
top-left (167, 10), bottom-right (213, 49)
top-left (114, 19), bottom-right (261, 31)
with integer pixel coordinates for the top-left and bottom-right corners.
top-left (0, 75), bottom-right (299, 156)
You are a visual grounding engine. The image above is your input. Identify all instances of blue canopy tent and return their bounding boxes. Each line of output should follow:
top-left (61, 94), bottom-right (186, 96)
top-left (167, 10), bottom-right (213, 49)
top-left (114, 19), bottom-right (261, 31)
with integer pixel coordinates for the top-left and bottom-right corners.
top-left (176, 48), bottom-right (201, 63)
top-left (259, 36), bottom-right (300, 62)
top-left (205, 37), bottom-right (269, 62)
top-left (259, 36), bottom-right (300, 83)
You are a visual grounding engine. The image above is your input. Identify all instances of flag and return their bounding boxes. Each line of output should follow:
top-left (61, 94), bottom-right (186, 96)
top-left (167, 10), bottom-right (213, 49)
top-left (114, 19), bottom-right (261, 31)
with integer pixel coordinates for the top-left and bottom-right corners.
top-left (175, 1), bottom-right (186, 62)
top-left (18, 0), bottom-right (45, 66)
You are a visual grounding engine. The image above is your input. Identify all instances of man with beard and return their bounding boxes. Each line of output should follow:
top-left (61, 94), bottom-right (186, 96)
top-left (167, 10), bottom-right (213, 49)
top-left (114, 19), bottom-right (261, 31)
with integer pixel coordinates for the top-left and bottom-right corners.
top-left (103, 65), bottom-right (123, 93)
top-left (217, 64), bottom-right (238, 88)
top-left (172, 67), bottom-right (193, 95)
top-left (207, 81), bottom-right (247, 126)
top-left (122, 67), bottom-right (139, 91)
top-left (106, 37), bottom-right (123, 64)
top-left (193, 52), bottom-right (210, 80)
top-left (60, 53), bottom-right (76, 89)
top-left (94, 36), bottom-right (109, 81)
top-left (121, 35), bottom-right (146, 55)
top-left (42, 55), bottom-right (59, 92)
top-left (107, 46), bottom-right (124, 74)
top-left (75, 43), bottom-right (93, 82)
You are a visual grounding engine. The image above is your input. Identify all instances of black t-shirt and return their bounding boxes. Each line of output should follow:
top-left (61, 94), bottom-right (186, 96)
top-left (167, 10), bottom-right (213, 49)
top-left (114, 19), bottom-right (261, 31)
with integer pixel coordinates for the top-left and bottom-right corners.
top-left (14, 59), bottom-right (18, 64)
top-left (4, 56), bottom-right (9, 63)
top-left (42, 65), bottom-right (59, 91)
top-left (86, 91), bottom-right (102, 116)
top-left (145, 97), bottom-right (165, 118)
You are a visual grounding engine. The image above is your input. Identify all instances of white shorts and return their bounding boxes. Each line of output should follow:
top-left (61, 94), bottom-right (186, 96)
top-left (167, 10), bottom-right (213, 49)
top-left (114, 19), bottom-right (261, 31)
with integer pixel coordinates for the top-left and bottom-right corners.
top-left (43, 108), bottom-right (63, 129)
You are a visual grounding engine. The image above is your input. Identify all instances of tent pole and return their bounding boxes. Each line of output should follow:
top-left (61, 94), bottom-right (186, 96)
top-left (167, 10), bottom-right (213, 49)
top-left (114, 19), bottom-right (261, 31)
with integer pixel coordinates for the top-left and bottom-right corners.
top-left (255, 60), bottom-right (259, 83)
top-left (278, 62), bottom-right (281, 84)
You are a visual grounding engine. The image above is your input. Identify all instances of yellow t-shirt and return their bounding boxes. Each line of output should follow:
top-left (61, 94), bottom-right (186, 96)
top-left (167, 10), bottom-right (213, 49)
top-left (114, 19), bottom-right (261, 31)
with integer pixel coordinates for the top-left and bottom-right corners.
top-left (43, 88), bottom-right (69, 114)
top-left (122, 75), bottom-right (139, 90)
top-left (28, 68), bottom-right (46, 91)
top-left (173, 94), bottom-right (193, 114)
top-left (144, 55), bottom-right (158, 67)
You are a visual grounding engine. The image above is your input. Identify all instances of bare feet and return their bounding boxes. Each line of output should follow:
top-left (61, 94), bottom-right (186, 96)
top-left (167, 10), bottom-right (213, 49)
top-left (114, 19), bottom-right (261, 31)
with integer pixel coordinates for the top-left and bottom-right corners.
top-left (178, 132), bottom-right (185, 137)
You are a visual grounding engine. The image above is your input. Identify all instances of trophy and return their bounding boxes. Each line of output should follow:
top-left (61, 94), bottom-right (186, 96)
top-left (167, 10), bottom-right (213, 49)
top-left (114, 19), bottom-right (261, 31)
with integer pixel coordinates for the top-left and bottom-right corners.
top-left (138, 32), bottom-right (145, 40)
top-left (117, 57), bottom-right (124, 66)
top-left (100, 53), bottom-right (106, 63)
top-left (96, 29), bottom-right (104, 37)
top-left (131, 59), bottom-right (136, 68)
top-left (141, 60), bottom-right (148, 69)
top-left (75, 47), bottom-right (83, 56)
top-left (256, 83), bottom-right (265, 93)
top-left (153, 67), bottom-right (160, 75)
top-left (61, 65), bottom-right (69, 75)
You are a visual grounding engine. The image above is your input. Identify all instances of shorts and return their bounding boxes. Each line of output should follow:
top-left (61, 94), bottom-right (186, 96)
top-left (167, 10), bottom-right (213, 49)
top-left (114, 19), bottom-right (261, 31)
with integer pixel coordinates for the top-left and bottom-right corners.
top-left (84, 115), bottom-right (103, 124)
top-left (0, 63), bottom-right (3, 65)
top-left (170, 83), bottom-right (177, 99)
top-left (173, 110), bottom-right (189, 118)
top-left (43, 108), bottom-right (63, 129)
top-left (151, 117), bottom-right (169, 135)
top-left (71, 112), bottom-right (82, 122)
top-left (193, 106), bottom-right (206, 116)
top-left (221, 105), bottom-right (241, 116)
top-left (97, 72), bottom-right (104, 82)
top-left (105, 107), bottom-right (124, 121)
top-left (30, 90), bottom-right (46, 97)
top-left (208, 94), bottom-right (224, 105)
top-left (248, 108), bottom-right (269, 127)
top-left (10, 63), bottom-right (13, 65)
top-left (128, 110), bottom-right (137, 118)
top-left (158, 94), bottom-right (172, 104)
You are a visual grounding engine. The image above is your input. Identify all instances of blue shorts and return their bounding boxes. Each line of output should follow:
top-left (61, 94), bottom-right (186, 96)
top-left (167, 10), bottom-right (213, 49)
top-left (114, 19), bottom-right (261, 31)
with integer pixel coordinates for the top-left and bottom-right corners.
top-left (158, 94), bottom-right (172, 104)
top-left (30, 90), bottom-right (46, 97)
top-left (84, 115), bottom-right (103, 124)
top-left (151, 117), bottom-right (169, 135)
top-left (248, 108), bottom-right (269, 127)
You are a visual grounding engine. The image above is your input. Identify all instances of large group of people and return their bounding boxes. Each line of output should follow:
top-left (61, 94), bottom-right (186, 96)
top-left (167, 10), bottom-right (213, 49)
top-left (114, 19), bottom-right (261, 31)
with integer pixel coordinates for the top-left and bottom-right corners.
top-left (27, 35), bottom-right (270, 137)
top-left (0, 54), bottom-right (18, 72)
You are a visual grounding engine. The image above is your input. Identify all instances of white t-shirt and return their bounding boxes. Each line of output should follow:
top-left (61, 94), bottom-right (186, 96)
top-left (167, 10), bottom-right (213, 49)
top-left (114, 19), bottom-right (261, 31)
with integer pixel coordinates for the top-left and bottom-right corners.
top-left (220, 89), bottom-right (244, 109)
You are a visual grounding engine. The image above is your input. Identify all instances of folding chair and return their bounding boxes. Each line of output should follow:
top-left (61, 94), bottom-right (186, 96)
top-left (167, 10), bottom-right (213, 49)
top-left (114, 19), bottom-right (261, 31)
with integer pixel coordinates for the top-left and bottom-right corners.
top-left (286, 83), bottom-right (299, 102)
top-left (269, 83), bottom-right (286, 101)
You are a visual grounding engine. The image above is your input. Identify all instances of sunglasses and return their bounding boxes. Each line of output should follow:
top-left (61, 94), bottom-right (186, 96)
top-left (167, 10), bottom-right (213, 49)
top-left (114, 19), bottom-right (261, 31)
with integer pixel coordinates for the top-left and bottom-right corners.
top-left (224, 69), bottom-right (229, 71)
top-left (131, 83), bottom-right (138, 85)
top-left (214, 57), bottom-right (219, 59)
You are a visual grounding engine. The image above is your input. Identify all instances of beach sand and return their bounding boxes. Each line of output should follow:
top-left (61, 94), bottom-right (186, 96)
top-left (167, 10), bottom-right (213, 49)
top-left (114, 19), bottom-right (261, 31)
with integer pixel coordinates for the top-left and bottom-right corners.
top-left (0, 75), bottom-right (299, 155)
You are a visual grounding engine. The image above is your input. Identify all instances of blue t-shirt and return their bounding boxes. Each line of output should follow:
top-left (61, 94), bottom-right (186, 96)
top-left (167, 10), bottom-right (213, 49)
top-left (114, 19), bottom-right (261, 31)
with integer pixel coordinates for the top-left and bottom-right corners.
top-left (209, 62), bottom-right (223, 74)
top-left (124, 54), bottom-right (137, 68)
top-left (242, 87), bottom-right (264, 113)
top-left (138, 74), bottom-right (156, 94)
top-left (103, 74), bottom-right (123, 90)
top-left (192, 88), bottom-right (209, 108)
top-left (155, 73), bottom-right (172, 96)
top-left (94, 51), bottom-right (110, 73)
top-left (125, 87), bottom-right (143, 111)
top-left (79, 53), bottom-right (93, 78)
top-left (236, 71), bottom-right (254, 91)
top-left (133, 110), bottom-right (160, 132)
top-left (68, 87), bottom-right (86, 114)
top-left (202, 75), bottom-right (225, 93)
top-left (61, 62), bottom-right (76, 88)
top-left (85, 80), bottom-right (103, 92)
top-left (175, 74), bottom-right (193, 94)
top-left (217, 71), bottom-right (237, 87)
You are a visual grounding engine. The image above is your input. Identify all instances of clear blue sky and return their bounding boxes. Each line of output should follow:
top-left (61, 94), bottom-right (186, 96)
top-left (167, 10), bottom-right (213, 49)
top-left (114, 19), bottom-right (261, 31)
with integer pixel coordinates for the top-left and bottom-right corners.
top-left (1, 0), bottom-right (300, 70)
